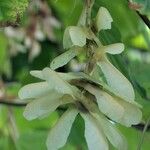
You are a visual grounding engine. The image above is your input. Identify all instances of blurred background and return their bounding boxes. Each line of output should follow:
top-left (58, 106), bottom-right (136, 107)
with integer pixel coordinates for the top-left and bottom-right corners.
top-left (0, 0), bottom-right (150, 149)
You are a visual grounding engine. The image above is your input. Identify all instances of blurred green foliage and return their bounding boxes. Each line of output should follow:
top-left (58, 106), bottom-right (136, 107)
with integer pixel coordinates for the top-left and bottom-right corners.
top-left (0, 33), bottom-right (11, 78)
top-left (0, 0), bottom-right (28, 24)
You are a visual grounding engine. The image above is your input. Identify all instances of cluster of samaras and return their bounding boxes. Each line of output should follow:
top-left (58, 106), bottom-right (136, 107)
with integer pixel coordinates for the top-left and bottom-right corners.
top-left (19, 7), bottom-right (142, 150)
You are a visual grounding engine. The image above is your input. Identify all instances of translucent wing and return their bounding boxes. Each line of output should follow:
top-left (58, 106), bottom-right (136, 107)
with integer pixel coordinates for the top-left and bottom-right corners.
top-left (103, 43), bottom-right (124, 54)
top-left (18, 82), bottom-right (50, 99)
top-left (97, 59), bottom-right (135, 101)
top-left (42, 68), bottom-right (74, 96)
top-left (95, 7), bottom-right (113, 32)
top-left (46, 108), bottom-right (78, 150)
top-left (50, 47), bottom-right (81, 70)
top-left (81, 113), bottom-right (108, 150)
top-left (23, 92), bottom-right (62, 120)
top-left (63, 26), bottom-right (86, 49)
top-left (94, 113), bottom-right (128, 150)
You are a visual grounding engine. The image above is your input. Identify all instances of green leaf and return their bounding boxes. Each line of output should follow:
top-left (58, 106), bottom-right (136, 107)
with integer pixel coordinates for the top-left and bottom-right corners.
top-left (0, 0), bottom-right (28, 24)
top-left (46, 108), bottom-right (78, 150)
top-left (23, 92), bottom-right (63, 120)
top-left (50, 48), bottom-right (82, 70)
top-left (81, 113), bottom-right (109, 150)
top-left (17, 130), bottom-right (47, 150)
top-left (18, 82), bottom-right (51, 99)
top-left (118, 124), bottom-right (150, 150)
top-left (63, 26), bottom-right (86, 49)
top-left (129, 61), bottom-right (150, 121)
top-left (99, 23), bottom-right (122, 45)
top-left (77, 4), bottom-right (86, 26)
top-left (50, 0), bottom-right (83, 27)
top-left (97, 59), bottom-right (135, 102)
top-left (95, 7), bottom-right (113, 32)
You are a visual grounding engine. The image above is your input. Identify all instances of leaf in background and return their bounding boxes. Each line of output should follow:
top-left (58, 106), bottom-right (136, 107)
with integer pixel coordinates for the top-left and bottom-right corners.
top-left (46, 108), bottom-right (78, 150)
top-left (13, 108), bottom-right (59, 132)
top-left (128, 61), bottom-right (150, 121)
top-left (0, 0), bottom-right (28, 25)
top-left (5, 82), bottom-right (21, 99)
top-left (0, 33), bottom-right (11, 77)
top-left (17, 130), bottom-right (47, 150)
top-left (131, 62), bottom-right (150, 100)
top-left (135, 91), bottom-right (150, 122)
top-left (118, 125), bottom-right (150, 150)
top-left (50, 0), bottom-right (83, 27)
top-left (0, 136), bottom-right (16, 150)
top-left (99, 23), bottom-right (122, 45)
top-left (61, 115), bottom-right (87, 150)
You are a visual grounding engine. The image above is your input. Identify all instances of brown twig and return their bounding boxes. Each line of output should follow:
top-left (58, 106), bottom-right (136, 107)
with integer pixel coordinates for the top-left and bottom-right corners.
top-left (128, 1), bottom-right (150, 29)
top-left (0, 100), bottom-right (27, 107)
top-left (136, 11), bottom-right (150, 29)
top-left (0, 100), bottom-right (67, 111)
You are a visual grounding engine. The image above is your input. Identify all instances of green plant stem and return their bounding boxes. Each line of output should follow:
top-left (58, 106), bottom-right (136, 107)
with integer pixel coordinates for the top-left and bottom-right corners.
top-left (137, 116), bottom-right (150, 150)
top-left (0, 100), bottom-right (27, 107)
top-left (85, 0), bottom-right (91, 27)
top-left (0, 100), bottom-right (67, 111)
top-left (7, 108), bottom-right (19, 149)
top-left (84, 0), bottom-right (95, 74)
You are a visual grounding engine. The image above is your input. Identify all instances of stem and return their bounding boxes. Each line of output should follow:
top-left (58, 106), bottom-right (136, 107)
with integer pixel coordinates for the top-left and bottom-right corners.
top-left (0, 100), bottom-right (67, 111)
top-left (0, 100), bottom-right (27, 107)
top-left (136, 11), bottom-right (150, 29)
top-left (85, 0), bottom-right (90, 27)
top-left (7, 108), bottom-right (19, 149)
top-left (127, 0), bottom-right (150, 29)
top-left (137, 116), bottom-right (150, 150)
top-left (85, 0), bottom-right (95, 27)
top-left (84, 0), bottom-right (96, 74)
